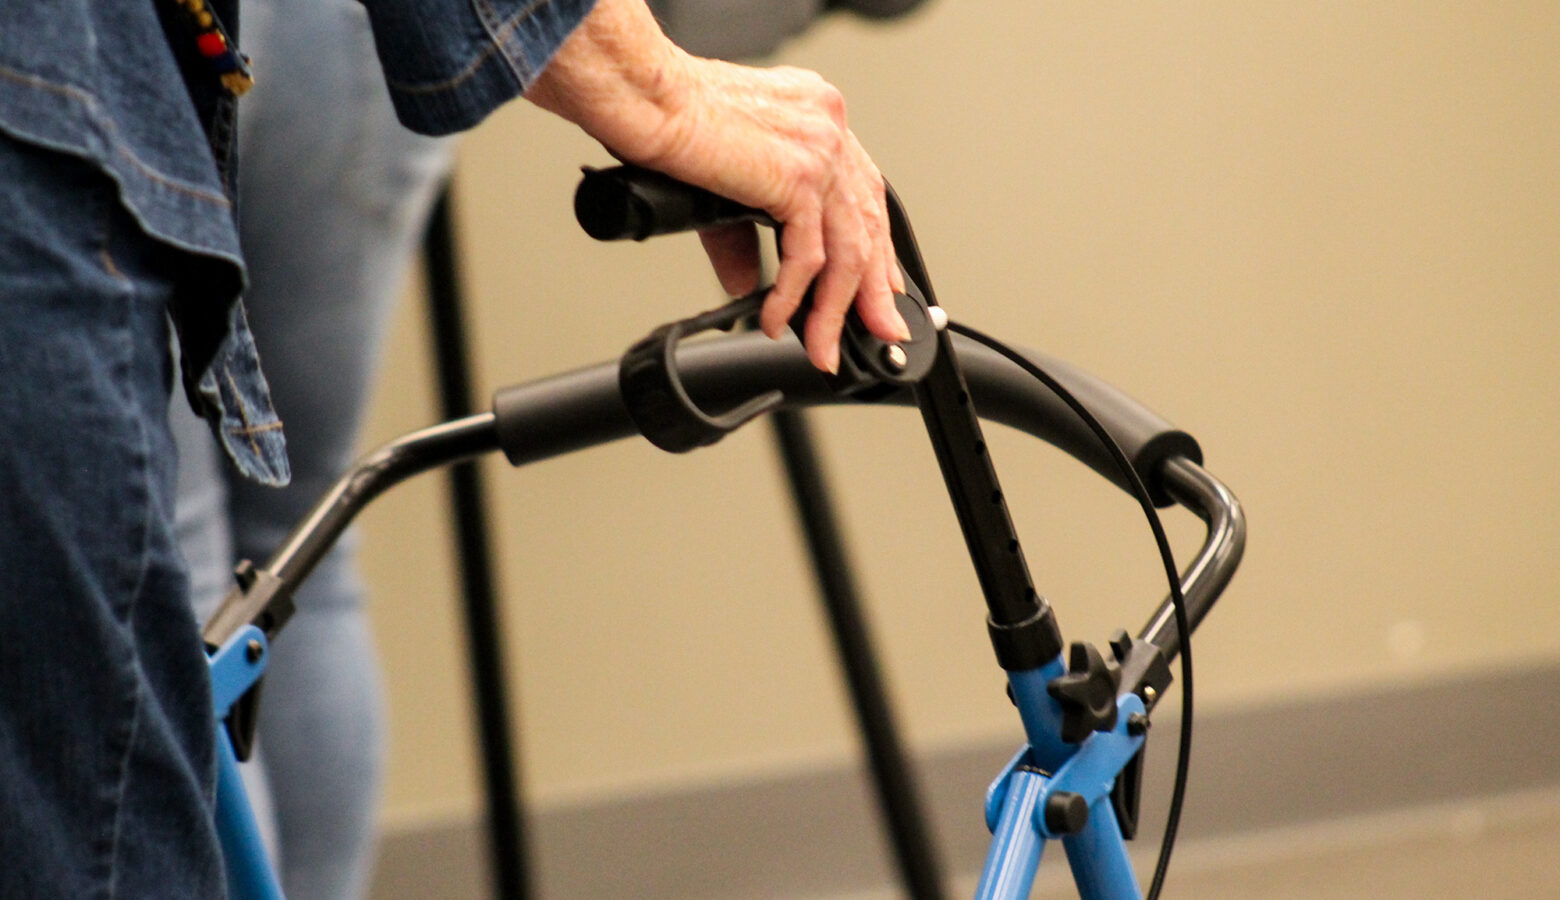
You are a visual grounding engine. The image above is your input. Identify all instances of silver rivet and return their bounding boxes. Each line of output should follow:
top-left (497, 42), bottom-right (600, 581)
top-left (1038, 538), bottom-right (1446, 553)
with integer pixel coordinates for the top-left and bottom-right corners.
top-left (1142, 685), bottom-right (1157, 703)
top-left (883, 344), bottom-right (909, 371)
top-left (246, 640), bottom-right (264, 663)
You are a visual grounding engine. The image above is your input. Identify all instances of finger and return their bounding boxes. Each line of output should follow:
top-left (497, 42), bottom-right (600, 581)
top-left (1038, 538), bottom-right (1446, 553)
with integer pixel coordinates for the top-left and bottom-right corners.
top-left (849, 144), bottom-right (903, 301)
top-left (848, 153), bottom-right (909, 342)
top-left (863, 163), bottom-right (907, 297)
top-left (697, 223), bottom-right (762, 297)
top-left (884, 239), bottom-right (906, 299)
top-left (803, 297), bottom-right (849, 375)
top-left (851, 243), bottom-right (910, 345)
top-left (761, 207), bottom-right (825, 340)
top-left (802, 190), bottom-right (872, 372)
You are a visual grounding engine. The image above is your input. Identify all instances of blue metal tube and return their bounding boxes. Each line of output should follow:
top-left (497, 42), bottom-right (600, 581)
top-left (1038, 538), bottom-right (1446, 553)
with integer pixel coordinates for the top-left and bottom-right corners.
top-left (975, 767), bottom-right (1047, 900)
top-left (1062, 800), bottom-right (1142, 900)
top-left (216, 729), bottom-right (284, 900)
top-left (980, 679), bottom-right (1148, 898)
top-left (209, 625), bottom-right (284, 899)
top-left (1005, 659), bottom-right (1072, 772)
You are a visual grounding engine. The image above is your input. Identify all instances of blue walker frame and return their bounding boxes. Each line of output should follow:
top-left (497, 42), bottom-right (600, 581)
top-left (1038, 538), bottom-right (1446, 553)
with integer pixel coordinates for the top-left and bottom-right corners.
top-left (208, 644), bottom-right (1152, 900)
top-left (202, 168), bottom-right (1243, 900)
top-left (204, 368), bottom-right (1239, 900)
top-left (210, 625), bottom-right (284, 900)
top-left (204, 391), bottom-right (1239, 900)
top-left (977, 664), bottom-right (1149, 899)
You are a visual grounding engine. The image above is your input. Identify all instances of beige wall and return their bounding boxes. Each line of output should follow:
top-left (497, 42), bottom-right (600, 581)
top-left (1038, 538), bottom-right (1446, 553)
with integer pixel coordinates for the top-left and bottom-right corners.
top-left (355, 1), bottom-right (1560, 827)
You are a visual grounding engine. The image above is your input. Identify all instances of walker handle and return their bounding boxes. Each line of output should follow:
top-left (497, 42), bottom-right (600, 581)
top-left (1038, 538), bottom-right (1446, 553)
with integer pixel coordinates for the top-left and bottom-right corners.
top-left (574, 165), bottom-right (775, 241)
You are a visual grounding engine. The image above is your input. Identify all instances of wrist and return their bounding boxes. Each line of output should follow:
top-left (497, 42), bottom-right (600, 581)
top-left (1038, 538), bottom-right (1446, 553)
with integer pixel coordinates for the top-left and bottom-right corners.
top-left (525, 0), bottom-right (694, 165)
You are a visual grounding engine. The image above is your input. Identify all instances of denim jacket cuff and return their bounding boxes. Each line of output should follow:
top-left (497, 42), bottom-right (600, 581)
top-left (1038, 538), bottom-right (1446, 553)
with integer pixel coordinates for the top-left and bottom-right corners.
top-left (362, 0), bottom-right (597, 136)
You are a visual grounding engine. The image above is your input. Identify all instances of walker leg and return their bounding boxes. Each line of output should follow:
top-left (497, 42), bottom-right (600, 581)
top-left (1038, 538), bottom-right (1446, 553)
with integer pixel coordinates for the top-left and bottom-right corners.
top-left (1063, 799), bottom-right (1142, 900)
top-left (975, 767), bottom-right (1047, 900)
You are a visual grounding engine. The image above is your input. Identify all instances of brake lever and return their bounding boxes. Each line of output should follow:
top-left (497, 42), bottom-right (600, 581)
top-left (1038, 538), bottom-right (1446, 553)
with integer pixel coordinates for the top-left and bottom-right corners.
top-left (800, 275), bottom-right (940, 397)
top-left (618, 278), bottom-right (941, 453)
top-left (606, 169), bottom-right (944, 453)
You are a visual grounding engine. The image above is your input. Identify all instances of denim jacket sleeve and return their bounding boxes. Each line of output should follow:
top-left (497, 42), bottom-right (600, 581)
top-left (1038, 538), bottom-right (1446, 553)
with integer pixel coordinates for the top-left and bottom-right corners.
top-left (359, 0), bottom-right (599, 135)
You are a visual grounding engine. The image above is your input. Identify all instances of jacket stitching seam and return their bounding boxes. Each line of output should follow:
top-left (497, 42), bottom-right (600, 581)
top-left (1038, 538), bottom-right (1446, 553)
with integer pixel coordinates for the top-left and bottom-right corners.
top-left (0, 63), bottom-right (232, 208)
top-left (222, 370), bottom-right (269, 459)
top-left (381, 0), bottom-right (545, 95)
top-left (227, 421), bottom-right (284, 436)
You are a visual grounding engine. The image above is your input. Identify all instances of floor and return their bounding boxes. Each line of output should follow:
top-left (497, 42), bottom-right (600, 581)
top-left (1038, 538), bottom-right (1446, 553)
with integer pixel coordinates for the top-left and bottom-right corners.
top-left (821, 787), bottom-right (1560, 899)
top-left (371, 663), bottom-right (1560, 899)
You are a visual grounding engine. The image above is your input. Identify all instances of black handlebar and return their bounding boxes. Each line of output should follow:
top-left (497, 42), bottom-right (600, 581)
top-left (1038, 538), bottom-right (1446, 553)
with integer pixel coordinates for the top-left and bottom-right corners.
top-left (574, 165), bottom-right (775, 241)
top-left (491, 331), bottom-right (1200, 506)
top-left (567, 165), bottom-right (1202, 504)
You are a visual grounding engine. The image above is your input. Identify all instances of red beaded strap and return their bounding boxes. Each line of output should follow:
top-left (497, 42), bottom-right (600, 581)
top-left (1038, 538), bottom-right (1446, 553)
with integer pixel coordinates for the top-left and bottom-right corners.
top-left (169, 0), bottom-right (255, 96)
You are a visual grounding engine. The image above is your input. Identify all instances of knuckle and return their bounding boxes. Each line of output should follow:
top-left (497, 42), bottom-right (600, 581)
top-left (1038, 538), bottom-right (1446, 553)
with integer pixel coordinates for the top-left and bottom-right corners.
top-left (840, 237), bottom-right (871, 271)
top-left (766, 291), bottom-right (802, 318)
top-left (818, 84), bottom-right (847, 125)
top-left (799, 124), bottom-right (842, 166)
top-left (797, 246), bottom-right (827, 274)
top-left (795, 151), bottom-right (828, 187)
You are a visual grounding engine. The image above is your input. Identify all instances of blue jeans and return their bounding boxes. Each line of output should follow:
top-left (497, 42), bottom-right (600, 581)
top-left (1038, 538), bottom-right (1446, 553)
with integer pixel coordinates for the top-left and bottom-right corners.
top-left (171, 1), bottom-right (454, 897)
top-left (0, 133), bottom-right (225, 898)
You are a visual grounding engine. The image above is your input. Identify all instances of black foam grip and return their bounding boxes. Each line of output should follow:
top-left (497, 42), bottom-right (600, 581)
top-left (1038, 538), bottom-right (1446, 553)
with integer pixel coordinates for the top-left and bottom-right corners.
top-left (953, 344), bottom-right (1202, 507)
top-left (574, 166), bottom-right (774, 241)
top-left (492, 333), bottom-right (1200, 505)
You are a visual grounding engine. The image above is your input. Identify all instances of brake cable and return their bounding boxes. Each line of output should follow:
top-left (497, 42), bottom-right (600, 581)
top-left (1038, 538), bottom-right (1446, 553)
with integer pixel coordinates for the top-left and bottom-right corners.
top-left (948, 321), bottom-right (1193, 900)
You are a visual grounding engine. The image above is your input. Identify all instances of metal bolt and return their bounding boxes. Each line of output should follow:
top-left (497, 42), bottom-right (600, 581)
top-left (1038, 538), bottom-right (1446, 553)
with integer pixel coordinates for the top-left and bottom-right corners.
top-left (1127, 713), bottom-right (1151, 736)
top-left (882, 344), bottom-right (909, 372)
top-left (233, 559), bottom-right (257, 591)
top-left (246, 639), bottom-right (264, 664)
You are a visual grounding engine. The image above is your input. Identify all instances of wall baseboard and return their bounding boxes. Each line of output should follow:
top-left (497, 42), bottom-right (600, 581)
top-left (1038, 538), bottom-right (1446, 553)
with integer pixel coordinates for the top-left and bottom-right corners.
top-left (371, 660), bottom-right (1560, 899)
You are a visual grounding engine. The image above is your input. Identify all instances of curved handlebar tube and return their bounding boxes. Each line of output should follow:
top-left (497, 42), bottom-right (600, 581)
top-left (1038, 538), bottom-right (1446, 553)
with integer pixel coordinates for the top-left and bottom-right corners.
top-left (201, 414), bottom-right (499, 648)
top-left (494, 331), bottom-right (1202, 506)
top-left (1141, 456), bottom-right (1245, 659)
top-left (203, 330), bottom-right (1241, 661)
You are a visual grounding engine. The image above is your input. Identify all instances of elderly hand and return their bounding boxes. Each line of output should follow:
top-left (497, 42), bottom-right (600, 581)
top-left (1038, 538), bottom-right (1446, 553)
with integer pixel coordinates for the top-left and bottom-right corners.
top-left (526, 0), bottom-right (909, 373)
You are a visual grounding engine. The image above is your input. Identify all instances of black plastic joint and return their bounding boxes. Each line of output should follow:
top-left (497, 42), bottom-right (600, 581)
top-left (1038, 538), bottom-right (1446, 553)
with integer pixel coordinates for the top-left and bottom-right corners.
top-left (1111, 749), bottom-right (1147, 841)
top-left (1044, 791), bottom-right (1090, 836)
top-left (1047, 641), bottom-right (1124, 743)
top-left (225, 681), bottom-right (264, 762)
top-left (987, 605), bottom-right (1064, 671)
top-left (1110, 628), bottom-right (1173, 711)
top-left (617, 293), bottom-right (782, 453)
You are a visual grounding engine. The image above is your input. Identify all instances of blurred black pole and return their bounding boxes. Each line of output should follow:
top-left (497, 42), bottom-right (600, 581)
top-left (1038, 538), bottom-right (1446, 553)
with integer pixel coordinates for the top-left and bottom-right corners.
top-left (421, 184), bottom-right (533, 900)
top-left (768, 410), bottom-right (947, 900)
top-left (422, 178), bottom-right (941, 898)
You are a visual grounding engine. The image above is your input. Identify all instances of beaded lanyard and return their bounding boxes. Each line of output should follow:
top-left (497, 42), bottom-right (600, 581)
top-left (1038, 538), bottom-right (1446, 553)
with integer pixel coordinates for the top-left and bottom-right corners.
top-left (165, 0), bottom-right (255, 96)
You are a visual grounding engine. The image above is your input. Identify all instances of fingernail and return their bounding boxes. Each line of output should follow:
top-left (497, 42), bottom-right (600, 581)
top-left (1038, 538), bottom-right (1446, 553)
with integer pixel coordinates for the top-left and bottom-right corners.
top-left (825, 345), bottom-right (840, 375)
top-left (893, 313), bottom-right (912, 342)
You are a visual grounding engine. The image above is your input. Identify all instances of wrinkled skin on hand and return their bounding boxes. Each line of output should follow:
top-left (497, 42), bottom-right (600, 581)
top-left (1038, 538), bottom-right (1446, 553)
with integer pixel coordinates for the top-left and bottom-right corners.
top-left (526, 0), bottom-right (909, 373)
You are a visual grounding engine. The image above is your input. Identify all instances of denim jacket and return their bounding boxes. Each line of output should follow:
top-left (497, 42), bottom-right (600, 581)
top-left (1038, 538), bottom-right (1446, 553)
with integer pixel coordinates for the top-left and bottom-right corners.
top-left (0, 0), bottom-right (593, 485)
